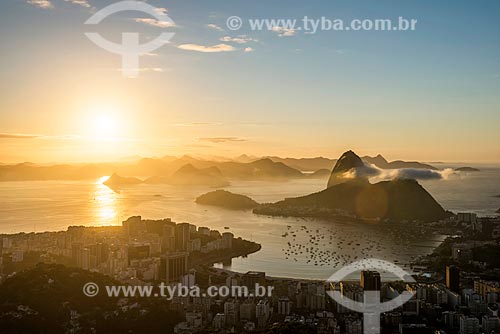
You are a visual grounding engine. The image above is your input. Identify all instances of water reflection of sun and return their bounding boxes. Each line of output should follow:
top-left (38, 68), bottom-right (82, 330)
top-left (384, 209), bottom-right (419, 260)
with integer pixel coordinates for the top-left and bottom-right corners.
top-left (94, 176), bottom-right (117, 223)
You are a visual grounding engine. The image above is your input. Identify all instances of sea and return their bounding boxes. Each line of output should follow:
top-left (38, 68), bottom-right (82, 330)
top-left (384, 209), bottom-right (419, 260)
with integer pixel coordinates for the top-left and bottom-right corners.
top-left (1, 163), bottom-right (499, 280)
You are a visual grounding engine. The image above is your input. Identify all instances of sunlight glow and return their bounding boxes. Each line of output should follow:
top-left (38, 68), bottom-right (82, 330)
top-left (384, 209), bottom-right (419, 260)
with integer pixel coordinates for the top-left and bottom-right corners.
top-left (96, 175), bottom-right (110, 184)
top-left (85, 103), bottom-right (122, 138)
top-left (94, 176), bottom-right (118, 222)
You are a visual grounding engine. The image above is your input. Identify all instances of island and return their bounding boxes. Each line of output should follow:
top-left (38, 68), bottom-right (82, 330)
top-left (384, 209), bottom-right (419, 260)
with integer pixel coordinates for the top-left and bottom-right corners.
top-left (195, 190), bottom-right (259, 210)
top-left (454, 167), bottom-right (480, 172)
top-left (103, 173), bottom-right (142, 189)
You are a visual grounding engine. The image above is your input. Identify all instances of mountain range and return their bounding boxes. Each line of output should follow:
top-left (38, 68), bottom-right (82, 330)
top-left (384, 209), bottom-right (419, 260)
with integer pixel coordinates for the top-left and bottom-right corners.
top-left (0, 153), bottom-right (438, 183)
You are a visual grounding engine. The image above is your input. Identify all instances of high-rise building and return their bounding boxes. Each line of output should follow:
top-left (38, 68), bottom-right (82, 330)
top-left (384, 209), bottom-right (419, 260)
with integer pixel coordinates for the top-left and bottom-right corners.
top-left (127, 244), bottom-right (150, 265)
top-left (277, 297), bottom-right (291, 315)
top-left (123, 216), bottom-right (145, 237)
top-left (181, 270), bottom-right (196, 288)
top-left (399, 324), bottom-right (433, 334)
top-left (222, 232), bottom-right (234, 249)
top-left (198, 227), bottom-right (210, 236)
top-left (306, 283), bottom-right (326, 310)
top-left (175, 223), bottom-right (190, 251)
top-left (224, 299), bottom-right (239, 326)
top-left (459, 316), bottom-right (479, 334)
top-left (360, 271), bottom-right (381, 291)
top-left (482, 316), bottom-right (500, 334)
top-left (256, 299), bottom-right (270, 328)
top-left (162, 223), bottom-right (176, 253)
top-left (345, 318), bottom-right (362, 334)
top-left (240, 300), bottom-right (256, 320)
top-left (456, 213), bottom-right (477, 225)
top-left (212, 313), bottom-right (225, 330)
top-left (88, 243), bottom-right (108, 268)
top-left (446, 265), bottom-right (460, 293)
top-left (474, 280), bottom-right (500, 300)
top-left (242, 271), bottom-right (266, 289)
top-left (443, 311), bottom-right (460, 330)
top-left (159, 252), bottom-right (188, 283)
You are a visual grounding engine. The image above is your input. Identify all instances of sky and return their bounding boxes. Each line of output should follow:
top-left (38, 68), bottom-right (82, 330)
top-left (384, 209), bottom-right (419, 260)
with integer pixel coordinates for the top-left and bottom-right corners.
top-left (0, 0), bottom-right (499, 163)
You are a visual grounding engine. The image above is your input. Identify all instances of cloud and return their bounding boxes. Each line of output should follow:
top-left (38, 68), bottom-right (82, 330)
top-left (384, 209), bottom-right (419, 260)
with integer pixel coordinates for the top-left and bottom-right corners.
top-left (64, 0), bottom-right (90, 7)
top-left (114, 67), bottom-right (166, 73)
top-left (385, 168), bottom-right (456, 181)
top-left (154, 7), bottom-right (168, 15)
top-left (341, 163), bottom-right (456, 182)
top-left (184, 144), bottom-right (212, 148)
top-left (140, 67), bottom-right (165, 73)
top-left (0, 133), bottom-right (39, 139)
top-left (341, 164), bottom-right (380, 180)
top-left (366, 164), bottom-right (456, 181)
top-left (134, 18), bottom-right (175, 28)
top-left (177, 43), bottom-right (236, 53)
top-left (198, 137), bottom-right (246, 143)
top-left (244, 47), bottom-right (254, 52)
top-left (207, 23), bottom-right (224, 31)
top-left (27, 0), bottom-right (53, 9)
top-left (271, 26), bottom-right (297, 37)
top-left (171, 122), bottom-right (223, 128)
top-left (220, 35), bottom-right (258, 44)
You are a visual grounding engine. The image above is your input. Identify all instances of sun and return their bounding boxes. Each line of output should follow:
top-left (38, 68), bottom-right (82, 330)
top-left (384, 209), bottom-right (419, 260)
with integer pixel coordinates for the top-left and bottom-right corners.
top-left (85, 103), bottom-right (121, 138)
top-left (95, 114), bottom-right (116, 134)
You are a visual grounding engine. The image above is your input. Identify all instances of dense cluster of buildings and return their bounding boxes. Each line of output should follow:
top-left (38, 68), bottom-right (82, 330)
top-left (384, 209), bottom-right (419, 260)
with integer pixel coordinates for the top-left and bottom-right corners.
top-left (1, 212), bottom-right (499, 333)
top-left (0, 216), bottom-right (235, 285)
top-left (166, 263), bottom-right (499, 333)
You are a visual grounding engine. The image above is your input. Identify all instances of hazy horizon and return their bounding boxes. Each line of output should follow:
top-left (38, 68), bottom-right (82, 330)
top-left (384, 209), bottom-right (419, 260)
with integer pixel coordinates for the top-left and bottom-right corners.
top-left (2, 151), bottom-right (500, 166)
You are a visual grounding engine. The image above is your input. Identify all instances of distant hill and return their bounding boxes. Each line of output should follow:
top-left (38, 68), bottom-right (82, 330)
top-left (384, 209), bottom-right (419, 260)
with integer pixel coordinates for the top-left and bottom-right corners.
top-left (147, 164), bottom-right (229, 187)
top-left (327, 150), bottom-right (369, 188)
top-left (266, 156), bottom-right (335, 171)
top-left (196, 190), bottom-right (259, 209)
top-left (0, 162), bottom-right (117, 181)
top-left (0, 153), bottom-right (441, 182)
top-left (454, 167), bottom-right (480, 172)
top-left (255, 178), bottom-right (450, 222)
top-left (362, 154), bottom-right (437, 170)
top-left (265, 154), bottom-right (436, 172)
top-left (217, 158), bottom-right (303, 179)
top-left (308, 168), bottom-right (332, 178)
top-left (233, 154), bottom-right (259, 163)
top-left (256, 150), bottom-right (450, 222)
top-left (104, 173), bottom-right (142, 188)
